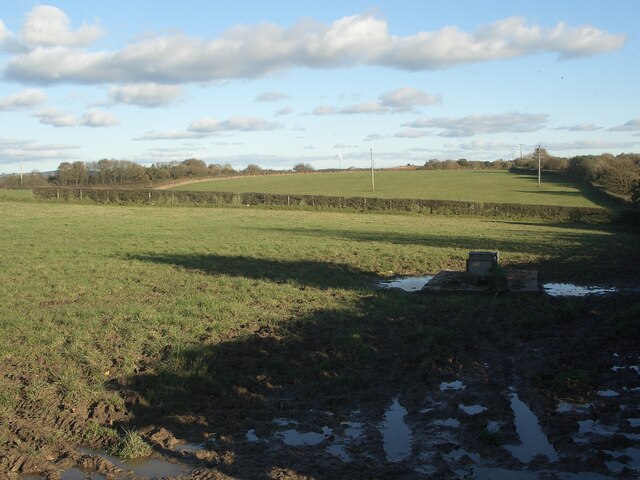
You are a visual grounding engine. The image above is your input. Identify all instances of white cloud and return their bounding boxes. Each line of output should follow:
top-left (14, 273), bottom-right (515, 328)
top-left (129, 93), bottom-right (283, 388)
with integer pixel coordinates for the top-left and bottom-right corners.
top-left (313, 105), bottom-right (337, 115)
top-left (0, 137), bottom-right (80, 164)
top-left (403, 112), bottom-right (548, 137)
top-left (313, 87), bottom-right (440, 116)
top-left (379, 87), bottom-right (441, 111)
top-left (135, 116), bottom-right (281, 140)
top-left (133, 130), bottom-right (207, 141)
top-left (275, 106), bottom-right (293, 116)
top-left (364, 133), bottom-right (383, 142)
top-left (4, 13), bottom-right (625, 84)
top-left (394, 129), bottom-right (430, 139)
top-left (188, 116), bottom-right (280, 133)
top-left (21, 5), bottom-right (104, 48)
top-left (254, 91), bottom-right (290, 102)
top-left (108, 83), bottom-right (183, 108)
top-left (553, 123), bottom-right (602, 131)
top-left (0, 88), bottom-right (47, 110)
top-left (459, 140), bottom-right (518, 151)
top-left (545, 139), bottom-right (638, 150)
top-left (339, 101), bottom-right (388, 115)
top-left (81, 110), bottom-right (119, 127)
top-left (609, 118), bottom-right (640, 132)
top-left (33, 108), bottom-right (77, 127)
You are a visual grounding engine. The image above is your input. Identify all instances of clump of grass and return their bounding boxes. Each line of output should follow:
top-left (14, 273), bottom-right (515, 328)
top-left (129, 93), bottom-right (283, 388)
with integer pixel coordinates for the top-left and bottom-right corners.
top-left (110, 428), bottom-right (152, 460)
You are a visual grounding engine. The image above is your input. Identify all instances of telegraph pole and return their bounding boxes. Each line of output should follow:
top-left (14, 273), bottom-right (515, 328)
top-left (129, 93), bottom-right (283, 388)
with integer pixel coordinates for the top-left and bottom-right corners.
top-left (537, 145), bottom-right (541, 187)
top-left (19, 154), bottom-right (23, 187)
top-left (370, 148), bottom-right (375, 192)
top-left (519, 144), bottom-right (523, 163)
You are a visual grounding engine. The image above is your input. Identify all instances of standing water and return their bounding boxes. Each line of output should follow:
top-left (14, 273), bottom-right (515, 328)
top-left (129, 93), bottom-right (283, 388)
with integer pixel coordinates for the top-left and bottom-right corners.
top-left (505, 391), bottom-right (558, 463)
top-left (381, 397), bottom-right (413, 462)
top-left (378, 276), bottom-right (433, 292)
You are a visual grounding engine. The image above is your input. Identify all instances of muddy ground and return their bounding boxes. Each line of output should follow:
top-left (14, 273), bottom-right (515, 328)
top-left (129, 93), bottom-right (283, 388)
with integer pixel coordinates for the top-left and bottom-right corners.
top-left (2, 292), bottom-right (639, 479)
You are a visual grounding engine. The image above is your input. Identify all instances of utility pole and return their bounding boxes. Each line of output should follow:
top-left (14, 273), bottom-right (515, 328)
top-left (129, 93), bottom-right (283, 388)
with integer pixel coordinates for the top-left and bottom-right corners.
top-left (537, 145), bottom-right (541, 187)
top-left (19, 154), bottom-right (23, 187)
top-left (519, 144), bottom-right (523, 162)
top-left (370, 148), bottom-right (375, 192)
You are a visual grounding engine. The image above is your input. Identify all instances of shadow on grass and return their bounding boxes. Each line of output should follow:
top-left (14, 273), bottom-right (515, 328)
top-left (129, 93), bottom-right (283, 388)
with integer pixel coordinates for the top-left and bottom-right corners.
top-left (128, 253), bottom-right (375, 290)
top-left (111, 263), bottom-right (460, 477)
top-left (112, 254), bottom-right (640, 477)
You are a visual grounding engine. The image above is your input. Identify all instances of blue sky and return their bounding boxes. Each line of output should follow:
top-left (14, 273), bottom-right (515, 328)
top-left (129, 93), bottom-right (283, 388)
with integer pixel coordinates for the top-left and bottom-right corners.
top-left (0, 1), bottom-right (638, 174)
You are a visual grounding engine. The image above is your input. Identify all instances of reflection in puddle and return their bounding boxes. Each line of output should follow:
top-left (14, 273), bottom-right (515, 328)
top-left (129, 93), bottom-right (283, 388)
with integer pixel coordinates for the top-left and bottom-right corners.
top-left (381, 397), bottom-right (413, 462)
top-left (505, 391), bottom-right (558, 463)
top-left (377, 276), bottom-right (433, 292)
top-left (439, 380), bottom-right (465, 391)
top-left (433, 418), bottom-right (461, 428)
top-left (458, 403), bottom-right (487, 415)
top-left (173, 442), bottom-right (204, 453)
top-left (597, 389), bottom-right (619, 397)
top-left (246, 429), bottom-right (260, 442)
top-left (78, 448), bottom-right (191, 479)
top-left (61, 469), bottom-right (106, 480)
top-left (278, 426), bottom-right (332, 446)
top-left (556, 402), bottom-right (592, 413)
top-left (543, 283), bottom-right (618, 297)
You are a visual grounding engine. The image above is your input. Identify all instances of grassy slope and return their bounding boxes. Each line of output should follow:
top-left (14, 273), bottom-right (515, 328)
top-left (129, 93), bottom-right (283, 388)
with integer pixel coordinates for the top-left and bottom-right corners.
top-left (1, 199), bottom-right (638, 472)
top-left (169, 170), bottom-right (606, 208)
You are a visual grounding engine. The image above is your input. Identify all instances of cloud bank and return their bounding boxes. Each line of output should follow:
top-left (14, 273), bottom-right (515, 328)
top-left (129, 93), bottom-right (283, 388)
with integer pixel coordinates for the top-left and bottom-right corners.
top-left (2, 8), bottom-right (626, 85)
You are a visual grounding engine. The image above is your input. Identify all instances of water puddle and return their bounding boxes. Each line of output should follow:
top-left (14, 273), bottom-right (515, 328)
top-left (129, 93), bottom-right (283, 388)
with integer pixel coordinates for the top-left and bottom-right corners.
top-left (439, 380), bottom-right (465, 391)
top-left (504, 390), bottom-right (558, 463)
top-left (380, 397), bottom-right (413, 462)
top-left (278, 426), bottom-right (332, 446)
top-left (61, 469), bottom-right (106, 480)
top-left (597, 389), bottom-right (619, 397)
top-left (377, 276), bottom-right (433, 292)
top-left (543, 283), bottom-right (618, 297)
top-left (556, 402), bottom-right (592, 413)
top-left (78, 448), bottom-right (191, 479)
top-left (433, 418), bottom-right (461, 428)
top-left (173, 442), bottom-right (204, 453)
top-left (246, 429), bottom-right (260, 442)
top-left (458, 403), bottom-right (487, 415)
top-left (605, 447), bottom-right (640, 472)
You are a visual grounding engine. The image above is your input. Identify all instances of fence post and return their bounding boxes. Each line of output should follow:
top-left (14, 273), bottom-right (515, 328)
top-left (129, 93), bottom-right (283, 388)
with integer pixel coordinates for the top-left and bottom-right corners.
top-left (56, 190), bottom-right (60, 200)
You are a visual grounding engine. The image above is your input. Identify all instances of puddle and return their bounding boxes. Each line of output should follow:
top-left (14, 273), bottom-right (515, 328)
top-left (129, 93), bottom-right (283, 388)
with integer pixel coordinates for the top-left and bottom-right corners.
top-left (574, 420), bottom-right (618, 443)
top-left (433, 418), bottom-right (461, 428)
top-left (277, 426), bottom-right (332, 446)
top-left (597, 389), bottom-right (619, 397)
top-left (325, 421), bottom-right (365, 463)
top-left (246, 429), bottom-right (260, 442)
top-left (606, 447), bottom-right (640, 471)
top-left (61, 469), bottom-right (106, 480)
top-left (380, 397), bottom-right (413, 462)
top-left (458, 403), bottom-right (487, 415)
top-left (173, 442), bottom-right (204, 453)
top-left (79, 448), bottom-right (191, 478)
top-left (556, 402), bottom-right (592, 413)
top-left (505, 391), bottom-right (558, 463)
top-left (377, 276), bottom-right (433, 292)
top-left (543, 283), bottom-right (618, 297)
top-left (629, 418), bottom-right (640, 428)
top-left (439, 380), bottom-right (465, 391)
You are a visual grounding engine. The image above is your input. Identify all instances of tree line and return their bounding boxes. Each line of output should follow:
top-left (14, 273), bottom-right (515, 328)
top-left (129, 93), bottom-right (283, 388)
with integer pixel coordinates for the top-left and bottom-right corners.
top-left (2, 152), bottom-right (639, 205)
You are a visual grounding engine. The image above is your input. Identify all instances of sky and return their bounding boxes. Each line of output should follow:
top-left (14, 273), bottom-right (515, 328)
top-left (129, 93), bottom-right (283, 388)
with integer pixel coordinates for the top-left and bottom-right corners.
top-left (0, 0), bottom-right (639, 174)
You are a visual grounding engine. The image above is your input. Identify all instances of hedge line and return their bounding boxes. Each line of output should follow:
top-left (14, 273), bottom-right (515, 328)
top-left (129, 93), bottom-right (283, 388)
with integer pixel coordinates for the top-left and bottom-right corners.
top-left (30, 186), bottom-right (624, 223)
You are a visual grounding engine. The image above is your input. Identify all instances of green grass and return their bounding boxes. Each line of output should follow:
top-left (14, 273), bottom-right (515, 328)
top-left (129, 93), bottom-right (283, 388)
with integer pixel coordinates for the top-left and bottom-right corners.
top-left (0, 199), bottom-right (638, 458)
top-left (0, 189), bottom-right (34, 200)
top-left (169, 170), bottom-right (605, 208)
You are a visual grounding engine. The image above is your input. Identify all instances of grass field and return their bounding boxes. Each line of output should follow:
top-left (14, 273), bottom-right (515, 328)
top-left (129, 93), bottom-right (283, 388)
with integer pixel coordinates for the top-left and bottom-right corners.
top-left (1, 198), bottom-right (638, 476)
top-left (169, 170), bottom-right (608, 208)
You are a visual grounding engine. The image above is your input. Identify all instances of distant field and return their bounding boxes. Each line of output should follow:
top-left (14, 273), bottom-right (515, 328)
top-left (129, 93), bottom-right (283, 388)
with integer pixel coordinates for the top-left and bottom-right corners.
top-left (169, 170), bottom-right (606, 208)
